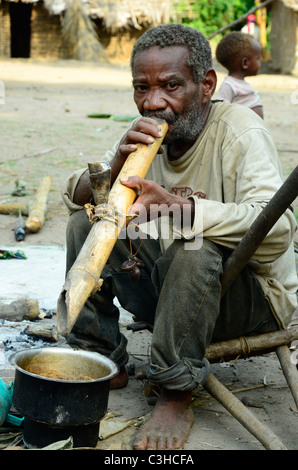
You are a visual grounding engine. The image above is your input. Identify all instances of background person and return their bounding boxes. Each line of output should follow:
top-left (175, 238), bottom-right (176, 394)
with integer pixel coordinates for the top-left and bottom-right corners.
top-left (216, 31), bottom-right (264, 118)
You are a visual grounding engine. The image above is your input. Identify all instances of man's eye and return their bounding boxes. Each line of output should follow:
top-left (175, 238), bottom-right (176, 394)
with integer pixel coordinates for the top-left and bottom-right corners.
top-left (165, 82), bottom-right (178, 90)
top-left (134, 85), bottom-right (147, 92)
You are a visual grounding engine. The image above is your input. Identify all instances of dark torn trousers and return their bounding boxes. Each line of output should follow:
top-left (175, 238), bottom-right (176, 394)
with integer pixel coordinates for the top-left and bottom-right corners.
top-left (65, 209), bottom-right (278, 391)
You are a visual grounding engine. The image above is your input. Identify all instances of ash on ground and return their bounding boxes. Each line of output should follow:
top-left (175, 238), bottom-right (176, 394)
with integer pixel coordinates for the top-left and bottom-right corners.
top-left (0, 313), bottom-right (69, 377)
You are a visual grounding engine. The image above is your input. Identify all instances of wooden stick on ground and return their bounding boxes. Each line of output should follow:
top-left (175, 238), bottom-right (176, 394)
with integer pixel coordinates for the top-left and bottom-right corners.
top-left (25, 175), bottom-right (52, 233)
top-left (0, 203), bottom-right (28, 216)
top-left (0, 299), bottom-right (40, 321)
top-left (276, 345), bottom-right (298, 410)
top-left (25, 324), bottom-right (59, 343)
top-left (203, 373), bottom-right (287, 450)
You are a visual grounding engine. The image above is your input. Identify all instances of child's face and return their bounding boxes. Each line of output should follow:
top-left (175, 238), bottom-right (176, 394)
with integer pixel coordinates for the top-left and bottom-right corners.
top-left (244, 40), bottom-right (261, 76)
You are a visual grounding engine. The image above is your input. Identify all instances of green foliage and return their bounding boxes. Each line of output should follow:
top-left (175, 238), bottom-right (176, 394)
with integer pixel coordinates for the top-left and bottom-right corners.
top-left (173, 0), bottom-right (255, 39)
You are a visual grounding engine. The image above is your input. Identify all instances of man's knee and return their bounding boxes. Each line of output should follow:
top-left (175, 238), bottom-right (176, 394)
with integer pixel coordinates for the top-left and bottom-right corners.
top-left (171, 237), bottom-right (228, 267)
top-left (66, 210), bottom-right (92, 269)
top-left (152, 238), bottom-right (226, 292)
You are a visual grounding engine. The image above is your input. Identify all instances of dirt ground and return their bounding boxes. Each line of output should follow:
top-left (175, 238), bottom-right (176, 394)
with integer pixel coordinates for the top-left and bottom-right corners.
top-left (0, 57), bottom-right (298, 452)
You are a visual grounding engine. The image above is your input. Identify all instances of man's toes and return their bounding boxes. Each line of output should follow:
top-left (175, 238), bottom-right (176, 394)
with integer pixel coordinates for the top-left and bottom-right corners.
top-left (133, 433), bottom-right (149, 450)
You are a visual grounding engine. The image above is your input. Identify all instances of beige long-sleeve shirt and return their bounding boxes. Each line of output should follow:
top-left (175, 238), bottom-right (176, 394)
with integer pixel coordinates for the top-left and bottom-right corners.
top-left (62, 101), bottom-right (297, 329)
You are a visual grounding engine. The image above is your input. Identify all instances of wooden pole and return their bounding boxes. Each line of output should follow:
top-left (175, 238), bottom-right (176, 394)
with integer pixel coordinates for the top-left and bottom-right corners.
top-left (25, 175), bottom-right (52, 233)
top-left (276, 345), bottom-right (298, 410)
top-left (207, 0), bottom-right (274, 40)
top-left (0, 203), bottom-right (28, 216)
top-left (57, 120), bottom-right (168, 336)
top-left (205, 327), bottom-right (298, 363)
top-left (255, 0), bottom-right (268, 49)
top-left (0, 299), bottom-right (39, 321)
top-left (204, 373), bottom-right (287, 450)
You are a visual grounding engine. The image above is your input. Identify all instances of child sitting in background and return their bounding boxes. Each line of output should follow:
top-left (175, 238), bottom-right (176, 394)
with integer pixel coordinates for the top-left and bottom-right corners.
top-left (216, 31), bottom-right (264, 118)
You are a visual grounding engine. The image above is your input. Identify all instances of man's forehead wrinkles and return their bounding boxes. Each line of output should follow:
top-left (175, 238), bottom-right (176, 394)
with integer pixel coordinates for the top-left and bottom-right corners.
top-left (133, 72), bottom-right (185, 85)
top-left (133, 46), bottom-right (190, 76)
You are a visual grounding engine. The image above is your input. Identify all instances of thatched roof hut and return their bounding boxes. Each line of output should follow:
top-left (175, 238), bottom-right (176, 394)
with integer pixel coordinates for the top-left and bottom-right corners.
top-left (43, 0), bottom-right (173, 30)
top-left (0, 0), bottom-right (175, 63)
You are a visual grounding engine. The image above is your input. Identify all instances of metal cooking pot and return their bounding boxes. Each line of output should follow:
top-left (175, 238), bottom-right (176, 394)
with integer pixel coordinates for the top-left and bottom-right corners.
top-left (10, 347), bottom-right (118, 448)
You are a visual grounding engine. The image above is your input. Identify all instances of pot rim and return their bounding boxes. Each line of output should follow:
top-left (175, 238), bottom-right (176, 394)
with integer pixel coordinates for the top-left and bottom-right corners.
top-left (9, 347), bottom-right (119, 384)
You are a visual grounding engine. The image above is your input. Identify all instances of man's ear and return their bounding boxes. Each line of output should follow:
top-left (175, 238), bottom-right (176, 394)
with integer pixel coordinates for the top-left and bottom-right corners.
top-left (201, 69), bottom-right (217, 103)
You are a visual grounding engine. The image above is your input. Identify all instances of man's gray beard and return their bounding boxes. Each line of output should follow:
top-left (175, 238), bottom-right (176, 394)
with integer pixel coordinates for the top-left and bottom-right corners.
top-left (143, 104), bottom-right (205, 144)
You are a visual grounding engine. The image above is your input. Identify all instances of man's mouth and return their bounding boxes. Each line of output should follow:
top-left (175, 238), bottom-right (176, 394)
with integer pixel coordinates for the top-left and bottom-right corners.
top-left (142, 111), bottom-right (176, 125)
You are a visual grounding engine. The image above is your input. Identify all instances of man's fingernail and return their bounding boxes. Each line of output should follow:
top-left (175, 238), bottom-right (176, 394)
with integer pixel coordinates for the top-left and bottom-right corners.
top-left (121, 177), bottom-right (128, 182)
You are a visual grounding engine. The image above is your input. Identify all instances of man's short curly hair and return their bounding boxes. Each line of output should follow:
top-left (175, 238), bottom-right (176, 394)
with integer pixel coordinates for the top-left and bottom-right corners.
top-left (215, 31), bottom-right (255, 69)
top-left (130, 24), bottom-right (213, 84)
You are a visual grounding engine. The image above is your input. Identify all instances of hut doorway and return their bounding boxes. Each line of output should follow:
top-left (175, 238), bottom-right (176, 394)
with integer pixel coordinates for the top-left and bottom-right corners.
top-left (9, 2), bottom-right (32, 58)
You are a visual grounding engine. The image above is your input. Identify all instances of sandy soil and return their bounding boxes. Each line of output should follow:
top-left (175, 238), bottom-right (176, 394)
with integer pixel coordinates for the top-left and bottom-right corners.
top-left (0, 58), bottom-right (298, 451)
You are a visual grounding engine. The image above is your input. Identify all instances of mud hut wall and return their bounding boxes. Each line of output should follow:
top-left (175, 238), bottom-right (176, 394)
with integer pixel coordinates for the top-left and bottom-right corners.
top-left (270, 1), bottom-right (298, 74)
top-left (0, 2), bottom-right (11, 57)
top-left (95, 21), bottom-right (144, 65)
top-left (103, 30), bottom-right (143, 65)
top-left (30, 2), bottom-right (70, 59)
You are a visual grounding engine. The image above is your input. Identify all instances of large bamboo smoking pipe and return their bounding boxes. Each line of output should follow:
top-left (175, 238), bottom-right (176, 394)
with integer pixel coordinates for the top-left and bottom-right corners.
top-left (57, 119), bottom-right (168, 336)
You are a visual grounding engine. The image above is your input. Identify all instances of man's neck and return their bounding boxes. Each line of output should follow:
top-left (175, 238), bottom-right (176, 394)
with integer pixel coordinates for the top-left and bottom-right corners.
top-left (167, 140), bottom-right (195, 161)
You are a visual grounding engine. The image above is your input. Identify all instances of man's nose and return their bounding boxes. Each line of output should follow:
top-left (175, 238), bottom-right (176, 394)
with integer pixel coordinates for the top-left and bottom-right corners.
top-left (143, 90), bottom-right (167, 111)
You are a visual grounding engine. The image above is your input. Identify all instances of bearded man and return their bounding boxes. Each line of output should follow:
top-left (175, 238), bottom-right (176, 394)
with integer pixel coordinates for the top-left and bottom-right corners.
top-left (62, 24), bottom-right (297, 450)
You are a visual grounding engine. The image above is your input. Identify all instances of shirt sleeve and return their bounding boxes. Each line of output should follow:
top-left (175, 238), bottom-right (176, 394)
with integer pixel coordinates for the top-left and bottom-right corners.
top-left (61, 168), bottom-right (88, 213)
top-left (188, 128), bottom-right (297, 263)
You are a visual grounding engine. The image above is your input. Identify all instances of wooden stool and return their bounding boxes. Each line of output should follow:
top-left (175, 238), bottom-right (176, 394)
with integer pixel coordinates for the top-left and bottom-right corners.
top-left (203, 326), bottom-right (298, 450)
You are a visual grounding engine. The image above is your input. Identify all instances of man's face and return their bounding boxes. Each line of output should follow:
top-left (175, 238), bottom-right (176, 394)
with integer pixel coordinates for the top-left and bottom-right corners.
top-left (132, 45), bottom-right (206, 144)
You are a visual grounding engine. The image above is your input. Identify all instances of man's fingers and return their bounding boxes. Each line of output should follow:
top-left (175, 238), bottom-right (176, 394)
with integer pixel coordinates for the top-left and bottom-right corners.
top-left (133, 118), bottom-right (164, 138)
top-left (120, 175), bottom-right (142, 189)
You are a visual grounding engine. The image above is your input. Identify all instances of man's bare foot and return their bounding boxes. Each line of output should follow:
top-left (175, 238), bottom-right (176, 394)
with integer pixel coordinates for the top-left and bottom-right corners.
top-left (110, 366), bottom-right (129, 389)
top-left (133, 388), bottom-right (194, 450)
